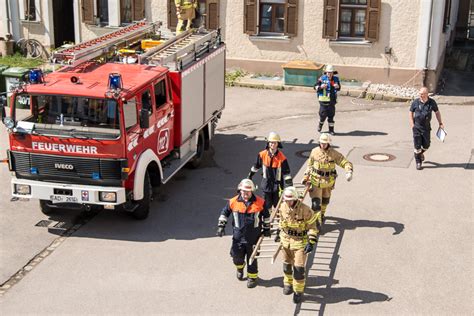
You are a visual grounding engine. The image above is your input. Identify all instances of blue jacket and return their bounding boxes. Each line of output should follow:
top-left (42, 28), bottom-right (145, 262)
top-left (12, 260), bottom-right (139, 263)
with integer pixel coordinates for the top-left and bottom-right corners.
top-left (316, 74), bottom-right (340, 105)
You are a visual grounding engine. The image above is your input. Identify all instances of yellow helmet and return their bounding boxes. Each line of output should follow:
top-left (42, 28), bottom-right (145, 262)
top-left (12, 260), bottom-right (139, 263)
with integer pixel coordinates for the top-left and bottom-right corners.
top-left (283, 186), bottom-right (298, 201)
top-left (238, 178), bottom-right (256, 192)
top-left (319, 133), bottom-right (332, 144)
top-left (267, 132), bottom-right (281, 143)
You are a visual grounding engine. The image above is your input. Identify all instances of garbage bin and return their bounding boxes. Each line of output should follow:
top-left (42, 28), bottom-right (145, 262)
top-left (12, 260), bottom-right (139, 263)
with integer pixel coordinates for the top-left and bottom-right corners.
top-left (3, 67), bottom-right (30, 108)
top-left (282, 61), bottom-right (324, 87)
top-left (0, 65), bottom-right (10, 94)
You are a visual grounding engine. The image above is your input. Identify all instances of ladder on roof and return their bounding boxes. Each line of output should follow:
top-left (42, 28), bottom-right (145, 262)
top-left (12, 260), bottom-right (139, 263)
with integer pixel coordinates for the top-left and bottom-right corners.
top-left (138, 28), bottom-right (222, 70)
top-left (249, 185), bottom-right (310, 266)
top-left (50, 20), bottom-right (159, 66)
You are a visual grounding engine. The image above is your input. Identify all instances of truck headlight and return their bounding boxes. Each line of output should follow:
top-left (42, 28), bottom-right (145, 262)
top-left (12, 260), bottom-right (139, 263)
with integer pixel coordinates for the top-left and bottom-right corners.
top-left (99, 192), bottom-right (116, 202)
top-left (14, 184), bottom-right (31, 195)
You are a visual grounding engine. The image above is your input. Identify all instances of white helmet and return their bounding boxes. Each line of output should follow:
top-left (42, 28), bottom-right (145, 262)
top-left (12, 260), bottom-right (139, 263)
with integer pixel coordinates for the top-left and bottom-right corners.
top-left (283, 186), bottom-right (298, 201)
top-left (319, 133), bottom-right (332, 144)
top-left (238, 178), bottom-right (256, 192)
top-left (325, 64), bottom-right (335, 73)
top-left (267, 132), bottom-right (281, 143)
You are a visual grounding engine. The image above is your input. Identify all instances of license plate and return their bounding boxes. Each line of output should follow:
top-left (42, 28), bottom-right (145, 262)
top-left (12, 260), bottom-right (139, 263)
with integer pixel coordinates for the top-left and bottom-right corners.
top-left (50, 195), bottom-right (78, 203)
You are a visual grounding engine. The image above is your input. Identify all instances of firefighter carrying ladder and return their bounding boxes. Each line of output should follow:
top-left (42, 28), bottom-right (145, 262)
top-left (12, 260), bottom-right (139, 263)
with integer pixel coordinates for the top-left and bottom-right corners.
top-left (249, 185), bottom-right (310, 265)
top-left (50, 20), bottom-right (160, 66)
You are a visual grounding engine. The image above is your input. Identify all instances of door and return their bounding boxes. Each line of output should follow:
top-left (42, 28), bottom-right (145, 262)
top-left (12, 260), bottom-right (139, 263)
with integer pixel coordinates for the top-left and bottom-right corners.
top-left (152, 78), bottom-right (174, 159)
top-left (53, 0), bottom-right (75, 48)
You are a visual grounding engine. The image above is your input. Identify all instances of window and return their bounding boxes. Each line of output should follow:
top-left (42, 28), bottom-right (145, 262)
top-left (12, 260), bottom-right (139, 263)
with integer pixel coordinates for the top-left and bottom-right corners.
top-left (81, 0), bottom-right (144, 25)
top-left (141, 90), bottom-right (153, 116)
top-left (168, 0), bottom-right (220, 31)
top-left (323, 0), bottom-right (380, 41)
top-left (97, 0), bottom-right (109, 25)
top-left (154, 80), bottom-right (167, 109)
top-left (244, 0), bottom-right (297, 37)
top-left (443, 0), bottom-right (452, 33)
top-left (124, 98), bottom-right (138, 130)
top-left (19, 0), bottom-right (39, 21)
top-left (120, 0), bottom-right (145, 24)
top-left (260, 3), bottom-right (285, 33)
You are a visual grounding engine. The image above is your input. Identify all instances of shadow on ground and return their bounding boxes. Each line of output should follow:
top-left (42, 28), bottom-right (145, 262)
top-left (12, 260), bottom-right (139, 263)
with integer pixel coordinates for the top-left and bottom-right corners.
top-left (45, 133), bottom-right (317, 242)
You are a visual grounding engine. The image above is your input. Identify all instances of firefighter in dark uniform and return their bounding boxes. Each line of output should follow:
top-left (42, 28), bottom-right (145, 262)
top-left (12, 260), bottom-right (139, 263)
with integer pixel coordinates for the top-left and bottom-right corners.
top-left (315, 65), bottom-right (341, 135)
top-left (409, 87), bottom-right (444, 170)
top-left (277, 186), bottom-right (321, 304)
top-left (216, 179), bottom-right (271, 288)
top-left (247, 132), bottom-right (293, 211)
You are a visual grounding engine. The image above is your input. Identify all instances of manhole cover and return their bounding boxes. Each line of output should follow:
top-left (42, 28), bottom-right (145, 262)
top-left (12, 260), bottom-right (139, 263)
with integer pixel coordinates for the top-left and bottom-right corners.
top-left (295, 150), bottom-right (312, 158)
top-left (363, 153), bottom-right (396, 162)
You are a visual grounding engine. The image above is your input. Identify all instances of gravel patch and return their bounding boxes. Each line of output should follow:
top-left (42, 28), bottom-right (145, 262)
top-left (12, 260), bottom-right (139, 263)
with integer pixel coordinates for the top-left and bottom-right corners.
top-left (367, 84), bottom-right (418, 99)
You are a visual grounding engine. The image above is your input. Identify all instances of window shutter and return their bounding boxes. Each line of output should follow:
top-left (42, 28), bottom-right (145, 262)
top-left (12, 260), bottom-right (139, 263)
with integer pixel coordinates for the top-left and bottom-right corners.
top-left (168, 0), bottom-right (178, 31)
top-left (206, 0), bottom-right (219, 30)
top-left (82, 0), bottom-right (95, 24)
top-left (243, 0), bottom-right (257, 35)
top-left (133, 0), bottom-right (145, 21)
top-left (322, 0), bottom-right (338, 39)
top-left (285, 0), bottom-right (298, 36)
top-left (365, 0), bottom-right (381, 41)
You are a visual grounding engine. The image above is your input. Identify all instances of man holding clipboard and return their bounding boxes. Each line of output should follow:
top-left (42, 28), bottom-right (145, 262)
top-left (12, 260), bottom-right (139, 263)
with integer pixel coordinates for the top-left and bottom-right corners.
top-left (409, 87), bottom-right (445, 170)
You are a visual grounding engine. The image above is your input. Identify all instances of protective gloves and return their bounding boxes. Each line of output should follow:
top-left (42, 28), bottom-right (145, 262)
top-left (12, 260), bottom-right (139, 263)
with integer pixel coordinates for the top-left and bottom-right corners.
top-left (216, 220), bottom-right (226, 237)
top-left (345, 171), bottom-right (353, 182)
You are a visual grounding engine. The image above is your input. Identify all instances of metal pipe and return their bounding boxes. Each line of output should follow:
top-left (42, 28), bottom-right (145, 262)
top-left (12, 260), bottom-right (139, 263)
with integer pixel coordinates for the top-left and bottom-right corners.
top-left (423, 0), bottom-right (434, 86)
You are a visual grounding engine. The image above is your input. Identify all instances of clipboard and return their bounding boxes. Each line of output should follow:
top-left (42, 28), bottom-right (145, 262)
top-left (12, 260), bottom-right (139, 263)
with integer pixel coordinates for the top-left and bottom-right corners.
top-left (436, 127), bottom-right (447, 142)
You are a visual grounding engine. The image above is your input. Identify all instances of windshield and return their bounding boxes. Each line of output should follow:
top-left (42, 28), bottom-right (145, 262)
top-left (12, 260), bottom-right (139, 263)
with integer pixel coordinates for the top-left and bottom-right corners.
top-left (14, 94), bottom-right (120, 139)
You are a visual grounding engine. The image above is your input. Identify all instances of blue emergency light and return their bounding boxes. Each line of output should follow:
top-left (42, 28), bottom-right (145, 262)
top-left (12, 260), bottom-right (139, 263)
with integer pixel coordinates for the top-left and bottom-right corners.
top-left (108, 73), bottom-right (123, 90)
top-left (30, 167), bottom-right (38, 174)
top-left (28, 69), bottom-right (44, 84)
top-left (92, 172), bottom-right (101, 180)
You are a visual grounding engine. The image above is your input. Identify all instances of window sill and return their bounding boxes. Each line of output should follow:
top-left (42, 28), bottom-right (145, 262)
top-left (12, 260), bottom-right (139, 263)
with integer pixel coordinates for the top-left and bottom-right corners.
top-left (20, 20), bottom-right (41, 24)
top-left (86, 24), bottom-right (120, 30)
top-left (329, 39), bottom-right (372, 47)
top-left (249, 34), bottom-right (291, 42)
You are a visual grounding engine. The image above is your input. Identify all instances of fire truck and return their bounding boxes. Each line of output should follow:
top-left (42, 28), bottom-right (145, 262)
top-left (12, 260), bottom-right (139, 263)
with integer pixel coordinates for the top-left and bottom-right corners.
top-left (0, 21), bottom-right (225, 219)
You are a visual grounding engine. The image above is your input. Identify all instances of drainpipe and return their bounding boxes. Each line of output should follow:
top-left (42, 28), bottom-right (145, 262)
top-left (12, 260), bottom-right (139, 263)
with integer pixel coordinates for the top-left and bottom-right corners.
top-left (1, 0), bottom-right (11, 36)
top-left (423, 0), bottom-right (434, 87)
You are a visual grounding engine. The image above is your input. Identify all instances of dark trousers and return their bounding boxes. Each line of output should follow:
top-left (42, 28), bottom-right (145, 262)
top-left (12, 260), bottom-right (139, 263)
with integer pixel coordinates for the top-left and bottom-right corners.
top-left (231, 241), bottom-right (258, 274)
top-left (413, 127), bottom-right (431, 162)
top-left (264, 191), bottom-right (279, 210)
top-left (319, 102), bottom-right (336, 123)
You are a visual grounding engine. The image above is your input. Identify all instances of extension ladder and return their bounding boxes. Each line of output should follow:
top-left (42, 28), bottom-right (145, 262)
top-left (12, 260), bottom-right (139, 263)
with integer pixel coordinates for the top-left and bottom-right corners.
top-left (50, 20), bottom-right (159, 66)
top-left (138, 28), bottom-right (221, 70)
top-left (249, 185), bottom-right (310, 265)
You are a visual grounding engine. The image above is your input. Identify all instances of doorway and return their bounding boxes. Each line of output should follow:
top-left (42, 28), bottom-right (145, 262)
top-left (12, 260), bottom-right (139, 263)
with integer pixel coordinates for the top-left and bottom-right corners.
top-left (53, 0), bottom-right (75, 48)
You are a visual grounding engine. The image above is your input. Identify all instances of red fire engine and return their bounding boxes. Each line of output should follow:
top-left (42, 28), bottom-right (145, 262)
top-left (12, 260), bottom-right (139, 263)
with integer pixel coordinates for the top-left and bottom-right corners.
top-left (0, 21), bottom-right (225, 219)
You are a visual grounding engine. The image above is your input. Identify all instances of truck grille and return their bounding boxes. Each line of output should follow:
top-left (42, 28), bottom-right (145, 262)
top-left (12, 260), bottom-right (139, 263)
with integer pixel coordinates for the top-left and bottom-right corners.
top-left (10, 151), bottom-right (124, 186)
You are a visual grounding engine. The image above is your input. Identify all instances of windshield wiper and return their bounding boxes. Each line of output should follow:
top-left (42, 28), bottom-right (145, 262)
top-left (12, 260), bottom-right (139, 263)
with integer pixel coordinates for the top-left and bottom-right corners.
top-left (67, 128), bottom-right (90, 140)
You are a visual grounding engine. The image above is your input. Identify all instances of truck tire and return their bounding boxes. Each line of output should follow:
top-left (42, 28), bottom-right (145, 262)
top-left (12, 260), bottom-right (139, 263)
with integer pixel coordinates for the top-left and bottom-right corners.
top-left (132, 171), bottom-right (152, 220)
top-left (39, 200), bottom-right (55, 215)
top-left (188, 131), bottom-right (205, 169)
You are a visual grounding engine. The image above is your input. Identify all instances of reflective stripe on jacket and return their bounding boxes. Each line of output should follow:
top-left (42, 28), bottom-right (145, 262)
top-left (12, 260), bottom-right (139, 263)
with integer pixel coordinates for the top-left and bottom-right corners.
top-left (278, 202), bottom-right (321, 250)
top-left (251, 149), bottom-right (291, 192)
top-left (219, 194), bottom-right (269, 244)
top-left (305, 147), bottom-right (352, 189)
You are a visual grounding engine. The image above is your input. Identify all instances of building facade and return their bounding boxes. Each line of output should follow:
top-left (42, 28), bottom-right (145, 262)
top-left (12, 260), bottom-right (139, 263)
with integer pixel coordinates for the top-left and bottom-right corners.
top-left (0, 0), bottom-right (469, 90)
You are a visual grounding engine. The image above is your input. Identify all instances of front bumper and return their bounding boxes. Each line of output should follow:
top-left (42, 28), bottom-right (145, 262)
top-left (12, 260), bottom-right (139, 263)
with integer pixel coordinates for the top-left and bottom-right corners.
top-left (11, 178), bottom-right (126, 205)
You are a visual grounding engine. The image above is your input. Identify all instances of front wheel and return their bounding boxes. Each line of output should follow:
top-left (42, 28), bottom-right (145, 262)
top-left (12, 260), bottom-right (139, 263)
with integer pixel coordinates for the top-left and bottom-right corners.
top-left (131, 171), bottom-right (152, 220)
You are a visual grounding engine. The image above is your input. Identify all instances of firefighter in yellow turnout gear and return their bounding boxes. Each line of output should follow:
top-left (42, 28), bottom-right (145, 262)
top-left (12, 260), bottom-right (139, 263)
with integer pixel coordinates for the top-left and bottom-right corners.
top-left (175, 0), bottom-right (198, 34)
top-left (277, 186), bottom-right (321, 304)
top-left (303, 133), bottom-right (353, 222)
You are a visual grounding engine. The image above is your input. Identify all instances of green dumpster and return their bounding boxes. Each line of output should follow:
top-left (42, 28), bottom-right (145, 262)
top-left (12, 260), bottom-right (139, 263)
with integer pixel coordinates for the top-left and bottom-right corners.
top-left (3, 67), bottom-right (30, 108)
top-left (282, 61), bottom-right (324, 87)
top-left (0, 65), bottom-right (10, 94)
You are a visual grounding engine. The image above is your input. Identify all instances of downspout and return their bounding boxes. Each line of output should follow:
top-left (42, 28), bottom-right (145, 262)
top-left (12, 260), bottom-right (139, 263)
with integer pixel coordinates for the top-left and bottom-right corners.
top-left (1, 0), bottom-right (11, 35)
top-left (423, 0), bottom-right (434, 87)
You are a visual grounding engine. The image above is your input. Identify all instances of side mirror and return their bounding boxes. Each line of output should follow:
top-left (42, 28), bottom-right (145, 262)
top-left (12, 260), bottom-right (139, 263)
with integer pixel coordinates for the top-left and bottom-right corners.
top-left (139, 108), bottom-right (149, 129)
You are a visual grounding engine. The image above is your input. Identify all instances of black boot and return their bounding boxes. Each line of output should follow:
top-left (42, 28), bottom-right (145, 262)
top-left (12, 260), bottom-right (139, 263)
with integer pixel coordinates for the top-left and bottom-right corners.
top-left (414, 153), bottom-right (422, 170)
top-left (328, 124), bottom-right (335, 135)
top-left (247, 278), bottom-right (258, 288)
top-left (317, 122), bottom-right (324, 132)
top-left (293, 292), bottom-right (303, 303)
top-left (283, 284), bottom-right (293, 295)
top-left (236, 268), bottom-right (244, 281)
